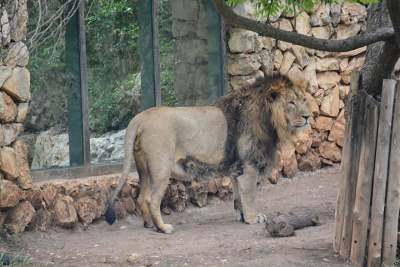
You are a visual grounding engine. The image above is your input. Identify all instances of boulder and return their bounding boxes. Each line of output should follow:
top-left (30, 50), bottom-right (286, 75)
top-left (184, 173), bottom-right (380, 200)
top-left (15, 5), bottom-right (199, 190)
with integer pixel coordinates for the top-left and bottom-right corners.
top-left (303, 60), bottom-right (318, 94)
top-left (228, 29), bottom-right (257, 53)
top-left (0, 179), bottom-right (24, 208)
top-left (340, 2), bottom-right (367, 25)
top-left (0, 66), bottom-right (12, 88)
top-left (294, 129), bottom-right (312, 155)
top-left (295, 12), bottom-right (311, 35)
top-left (0, 146), bottom-right (19, 179)
top-left (310, 4), bottom-right (331, 26)
top-left (311, 131), bottom-right (328, 148)
top-left (31, 209), bottom-right (53, 232)
top-left (316, 71), bottom-right (341, 90)
top-left (314, 116), bottom-right (334, 131)
top-left (54, 195), bottom-right (78, 228)
top-left (274, 49), bottom-right (284, 70)
top-left (189, 180), bottom-right (208, 208)
top-left (279, 51), bottom-right (296, 75)
top-left (26, 188), bottom-right (45, 210)
top-left (13, 139), bottom-right (32, 189)
top-left (320, 86), bottom-right (340, 117)
top-left (305, 92), bottom-right (319, 116)
top-left (75, 196), bottom-right (98, 225)
top-left (287, 65), bottom-right (308, 90)
top-left (0, 92), bottom-right (17, 123)
top-left (337, 46), bottom-right (366, 58)
top-left (31, 131), bottom-right (69, 169)
top-left (16, 102), bottom-right (28, 122)
top-left (1, 67), bottom-right (30, 102)
top-left (121, 197), bottom-right (136, 214)
top-left (4, 41), bottom-right (29, 67)
top-left (292, 45), bottom-right (311, 68)
top-left (311, 26), bottom-right (331, 39)
top-left (228, 54), bottom-right (261, 76)
top-left (319, 141), bottom-right (342, 162)
top-left (5, 201), bottom-right (35, 234)
top-left (316, 58), bottom-right (340, 72)
top-left (336, 24), bottom-right (361, 40)
top-left (9, 0), bottom-right (28, 42)
top-left (328, 110), bottom-right (346, 147)
top-left (1, 123), bottom-right (23, 146)
top-left (41, 183), bottom-right (58, 208)
top-left (259, 50), bottom-right (274, 75)
top-left (298, 150), bottom-right (321, 171)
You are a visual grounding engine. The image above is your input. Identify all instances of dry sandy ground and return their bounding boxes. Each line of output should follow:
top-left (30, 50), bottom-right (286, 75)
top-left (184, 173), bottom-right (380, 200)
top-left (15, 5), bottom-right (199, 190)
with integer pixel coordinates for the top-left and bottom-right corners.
top-left (3, 166), bottom-right (353, 267)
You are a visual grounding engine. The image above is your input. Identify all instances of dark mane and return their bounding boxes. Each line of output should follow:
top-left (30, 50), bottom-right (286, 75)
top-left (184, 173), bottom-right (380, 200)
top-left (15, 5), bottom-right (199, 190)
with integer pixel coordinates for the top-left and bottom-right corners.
top-left (214, 74), bottom-right (290, 174)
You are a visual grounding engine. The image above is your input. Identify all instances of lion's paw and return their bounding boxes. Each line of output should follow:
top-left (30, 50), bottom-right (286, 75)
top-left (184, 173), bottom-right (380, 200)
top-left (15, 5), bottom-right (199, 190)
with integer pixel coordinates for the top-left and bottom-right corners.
top-left (160, 224), bottom-right (174, 234)
top-left (256, 213), bottom-right (267, 224)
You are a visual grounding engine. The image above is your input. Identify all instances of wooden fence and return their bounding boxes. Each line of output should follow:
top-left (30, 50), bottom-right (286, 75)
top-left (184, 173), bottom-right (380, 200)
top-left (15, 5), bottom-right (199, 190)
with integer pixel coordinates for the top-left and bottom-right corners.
top-left (334, 72), bottom-right (400, 267)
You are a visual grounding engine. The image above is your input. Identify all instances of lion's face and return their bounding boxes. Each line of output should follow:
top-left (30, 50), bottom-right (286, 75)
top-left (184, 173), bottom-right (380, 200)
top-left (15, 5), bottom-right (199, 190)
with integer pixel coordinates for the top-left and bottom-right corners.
top-left (266, 78), bottom-right (312, 139)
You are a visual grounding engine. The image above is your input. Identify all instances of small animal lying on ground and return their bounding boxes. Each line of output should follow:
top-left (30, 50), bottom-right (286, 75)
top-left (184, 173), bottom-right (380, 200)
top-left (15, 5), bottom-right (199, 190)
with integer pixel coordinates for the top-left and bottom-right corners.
top-left (264, 207), bottom-right (320, 237)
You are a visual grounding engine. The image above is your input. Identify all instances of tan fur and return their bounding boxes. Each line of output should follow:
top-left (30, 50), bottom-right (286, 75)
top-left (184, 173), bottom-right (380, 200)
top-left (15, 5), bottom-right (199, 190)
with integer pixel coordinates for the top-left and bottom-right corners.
top-left (108, 75), bottom-right (311, 234)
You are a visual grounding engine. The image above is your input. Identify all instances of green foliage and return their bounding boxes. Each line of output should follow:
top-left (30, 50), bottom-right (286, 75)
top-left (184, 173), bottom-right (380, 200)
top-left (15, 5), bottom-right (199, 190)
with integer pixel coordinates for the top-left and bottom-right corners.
top-left (226, 0), bottom-right (379, 20)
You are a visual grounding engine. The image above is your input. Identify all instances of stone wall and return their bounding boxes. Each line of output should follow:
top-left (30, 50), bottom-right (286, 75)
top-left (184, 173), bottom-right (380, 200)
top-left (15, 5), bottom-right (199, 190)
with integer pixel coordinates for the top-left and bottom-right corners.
top-left (0, 0), bottom-right (35, 232)
top-left (227, 2), bottom-right (374, 179)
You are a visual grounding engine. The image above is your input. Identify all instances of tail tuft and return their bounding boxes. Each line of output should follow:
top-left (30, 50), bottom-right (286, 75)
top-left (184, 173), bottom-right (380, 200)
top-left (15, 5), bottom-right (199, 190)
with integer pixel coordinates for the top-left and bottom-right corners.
top-left (105, 204), bottom-right (116, 225)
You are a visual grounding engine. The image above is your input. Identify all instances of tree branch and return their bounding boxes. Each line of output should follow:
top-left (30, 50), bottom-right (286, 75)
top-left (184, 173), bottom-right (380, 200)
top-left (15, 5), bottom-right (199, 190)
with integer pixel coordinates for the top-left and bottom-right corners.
top-left (213, 0), bottom-right (395, 52)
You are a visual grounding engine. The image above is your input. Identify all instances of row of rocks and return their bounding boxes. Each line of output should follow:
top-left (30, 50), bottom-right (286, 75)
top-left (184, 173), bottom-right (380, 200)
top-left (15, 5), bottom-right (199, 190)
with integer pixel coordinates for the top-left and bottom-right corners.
top-left (0, 173), bottom-right (233, 233)
top-left (227, 2), bottom-right (376, 178)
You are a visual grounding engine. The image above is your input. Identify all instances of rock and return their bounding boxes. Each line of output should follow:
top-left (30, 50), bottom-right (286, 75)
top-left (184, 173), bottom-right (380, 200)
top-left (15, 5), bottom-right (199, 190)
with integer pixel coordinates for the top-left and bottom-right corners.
top-left (339, 85), bottom-right (350, 100)
top-left (0, 91), bottom-right (17, 122)
top-left (12, 139), bottom-right (32, 189)
top-left (259, 50), bottom-right (274, 75)
top-left (0, 212), bottom-right (6, 226)
top-left (287, 65), bottom-right (308, 91)
top-left (0, 66), bottom-right (12, 88)
top-left (228, 54), bottom-right (261, 76)
top-left (31, 209), bottom-right (53, 232)
top-left (341, 56), bottom-right (365, 84)
top-left (5, 201), bottom-right (35, 234)
top-left (314, 116), bottom-right (334, 131)
top-left (113, 199), bottom-right (127, 219)
top-left (229, 71), bottom-right (264, 91)
top-left (207, 179), bottom-right (218, 194)
top-left (31, 131), bottom-right (69, 169)
top-left (298, 150), bottom-right (321, 171)
top-left (295, 12), bottom-right (311, 35)
top-left (337, 46), bottom-right (366, 58)
top-left (310, 5), bottom-right (331, 26)
top-left (279, 18), bottom-right (293, 32)
top-left (0, 179), bottom-right (24, 208)
top-left (277, 40), bottom-right (292, 52)
top-left (317, 72), bottom-right (341, 90)
top-left (127, 253), bottom-right (140, 264)
top-left (330, 4), bottom-right (342, 26)
top-left (26, 189), bottom-right (45, 210)
top-left (163, 181), bottom-right (188, 212)
top-left (1, 67), bottom-right (30, 102)
top-left (90, 130), bottom-right (125, 164)
top-left (75, 196), bottom-right (98, 225)
top-left (42, 183), bottom-right (58, 208)
top-left (274, 49), bottom-right (284, 70)
top-left (303, 60), bottom-right (318, 94)
top-left (336, 24), bottom-right (361, 40)
top-left (319, 141), bottom-right (342, 162)
top-left (311, 26), bottom-right (331, 39)
top-left (0, 147), bottom-right (19, 179)
top-left (292, 45), bottom-right (311, 68)
top-left (256, 36), bottom-right (275, 51)
top-left (328, 110), bottom-right (346, 147)
top-left (339, 58), bottom-right (349, 72)
top-left (4, 41), bottom-right (29, 67)
top-left (228, 29), bottom-right (257, 53)
top-left (316, 58), bottom-right (340, 72)
top-left (54, 195), bottom-right (78, 228)
top-left (279, 51), bottom-right (296, 75)
top-left (1, 9), bottom-right (10, 45)
top-left (1, 123), bottom-right (23, 146)
top-left (305, 92), bottom-right (319, 116)
top-left (121, 197), bottom-right (136, 214)
top-left (340, 2), bottom-right (367, 25)
top-left (16, 102), bottom-right (28, 122)
top-left (315, 50), bottom-right (332, 58)
top-left (320, 86), bottom-right (340, 117)
top-left (10, 0), bottom-right (28, 42)
top-left (280, 143), bottom-right (298, 178)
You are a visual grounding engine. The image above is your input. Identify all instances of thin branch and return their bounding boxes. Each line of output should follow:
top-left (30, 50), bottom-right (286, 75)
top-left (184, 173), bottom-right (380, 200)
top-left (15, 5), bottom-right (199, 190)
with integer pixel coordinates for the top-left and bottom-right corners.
top-left (213, 0), bottom-right (396, 52)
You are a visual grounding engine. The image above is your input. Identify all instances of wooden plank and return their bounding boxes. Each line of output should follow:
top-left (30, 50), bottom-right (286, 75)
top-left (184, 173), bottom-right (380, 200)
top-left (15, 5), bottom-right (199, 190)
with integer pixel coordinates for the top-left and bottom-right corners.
top-left (206, 0), bottom-right (225, 101)
top-left (65, 2), bottom-right (88, 166)
top-left (383, 80), bottom-right (400, 266)
top-left (350, 95), bottom-right (379, 266)
top-left (334, 71), bottom-right (360, 253)
top-left (367, 79), bottom-right (397, 267)
top-left (138, 0), bottom-right (161, 109)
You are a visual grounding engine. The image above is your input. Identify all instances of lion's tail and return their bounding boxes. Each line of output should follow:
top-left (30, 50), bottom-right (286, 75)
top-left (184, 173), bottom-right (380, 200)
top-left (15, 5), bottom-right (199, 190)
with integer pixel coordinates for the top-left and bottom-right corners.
top-left (105, 118), bottom-right (138, 225)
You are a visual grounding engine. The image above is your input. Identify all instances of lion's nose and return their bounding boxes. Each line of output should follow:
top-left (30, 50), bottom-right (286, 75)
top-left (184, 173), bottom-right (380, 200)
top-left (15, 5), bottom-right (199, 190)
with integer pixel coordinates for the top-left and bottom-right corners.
top-left (302, 115), bottom-right (310, 121)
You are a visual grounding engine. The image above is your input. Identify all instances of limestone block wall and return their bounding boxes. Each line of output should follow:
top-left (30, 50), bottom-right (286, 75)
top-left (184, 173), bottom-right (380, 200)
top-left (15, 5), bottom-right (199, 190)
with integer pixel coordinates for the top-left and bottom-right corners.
top-left (226, 2), bottom-right (374, 179)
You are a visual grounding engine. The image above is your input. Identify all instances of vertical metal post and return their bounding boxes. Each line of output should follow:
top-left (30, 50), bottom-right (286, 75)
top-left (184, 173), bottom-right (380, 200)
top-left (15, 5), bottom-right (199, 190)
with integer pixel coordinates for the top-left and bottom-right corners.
top-left (65, 1), bottom-right (90, 166)
top-left (206, 0), bottom-right (226, 101)
top-left (138, 0), bottom-right (161, 109)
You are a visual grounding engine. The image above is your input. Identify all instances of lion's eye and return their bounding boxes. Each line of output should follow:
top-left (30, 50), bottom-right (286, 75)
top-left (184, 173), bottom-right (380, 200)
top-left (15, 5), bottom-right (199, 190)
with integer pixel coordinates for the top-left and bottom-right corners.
top-left (289, 101), bottom-right (296, 106)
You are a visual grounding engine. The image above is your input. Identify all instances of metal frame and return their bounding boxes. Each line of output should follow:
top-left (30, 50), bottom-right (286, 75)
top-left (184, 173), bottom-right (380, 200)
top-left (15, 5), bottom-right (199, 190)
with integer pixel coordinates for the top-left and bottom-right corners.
top-left (32, 0), bottom-right (226, 181)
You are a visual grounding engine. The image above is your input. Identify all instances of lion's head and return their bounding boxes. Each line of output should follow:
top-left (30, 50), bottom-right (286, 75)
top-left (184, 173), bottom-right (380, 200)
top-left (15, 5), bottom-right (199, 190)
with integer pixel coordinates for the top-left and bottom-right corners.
top-left (264, 75), bottom-right (312, 140)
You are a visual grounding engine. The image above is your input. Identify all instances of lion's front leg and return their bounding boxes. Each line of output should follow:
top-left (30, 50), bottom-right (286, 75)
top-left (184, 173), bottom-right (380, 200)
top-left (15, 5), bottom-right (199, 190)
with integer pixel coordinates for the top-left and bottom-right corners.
top-left (232, 178), bottom-right (244, 222)
top-left (236, 163), bottom-right (258, 224)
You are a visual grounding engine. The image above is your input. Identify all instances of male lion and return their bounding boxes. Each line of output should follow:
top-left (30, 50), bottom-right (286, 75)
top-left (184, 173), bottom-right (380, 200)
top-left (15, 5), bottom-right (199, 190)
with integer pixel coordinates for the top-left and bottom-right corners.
top-left (105, 74), bottom-right (311, 234)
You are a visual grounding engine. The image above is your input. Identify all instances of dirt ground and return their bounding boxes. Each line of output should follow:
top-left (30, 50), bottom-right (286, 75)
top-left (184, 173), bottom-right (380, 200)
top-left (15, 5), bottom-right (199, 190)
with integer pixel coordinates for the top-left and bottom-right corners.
top-left (2, 166), bottom-right (353, 267)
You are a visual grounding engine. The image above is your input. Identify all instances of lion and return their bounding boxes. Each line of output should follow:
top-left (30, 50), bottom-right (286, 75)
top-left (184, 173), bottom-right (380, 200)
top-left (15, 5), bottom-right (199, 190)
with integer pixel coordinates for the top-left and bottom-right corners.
top-left (104, 74), bottom-right (311, 234)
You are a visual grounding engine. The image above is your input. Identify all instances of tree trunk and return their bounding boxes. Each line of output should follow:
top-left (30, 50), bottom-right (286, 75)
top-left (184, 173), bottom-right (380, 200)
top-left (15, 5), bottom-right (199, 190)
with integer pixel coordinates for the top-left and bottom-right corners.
top-left (361, 1), bottom-right (400, 96)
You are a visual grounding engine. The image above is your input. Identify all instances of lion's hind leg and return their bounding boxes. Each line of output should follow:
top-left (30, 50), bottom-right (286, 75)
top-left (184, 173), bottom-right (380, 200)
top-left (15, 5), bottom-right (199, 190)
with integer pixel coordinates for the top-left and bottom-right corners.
top-left (135, 151), bottom-right (154, 228)
top-left (236, 163), bottom-right (258, 224)
top-left (232, 178), bottom-right (244, 222)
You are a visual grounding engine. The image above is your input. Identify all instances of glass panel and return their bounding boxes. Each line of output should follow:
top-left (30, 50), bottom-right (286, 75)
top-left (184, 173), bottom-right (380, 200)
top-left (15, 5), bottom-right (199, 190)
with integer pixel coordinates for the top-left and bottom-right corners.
top-left (85, 0), bottom-right (142, 164)
top-left (26, 1), bottom-right (72, 170)
top-left (158, 0), bottom-right (224, 107)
